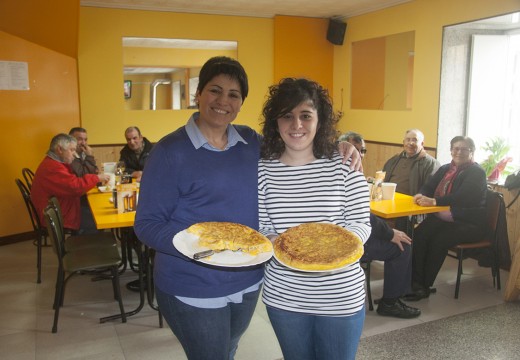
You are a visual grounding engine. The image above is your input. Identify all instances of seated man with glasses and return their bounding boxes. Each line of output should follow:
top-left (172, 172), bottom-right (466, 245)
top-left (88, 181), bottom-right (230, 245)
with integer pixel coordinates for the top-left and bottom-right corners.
top-left (339, 131), bottom-right (421, 318)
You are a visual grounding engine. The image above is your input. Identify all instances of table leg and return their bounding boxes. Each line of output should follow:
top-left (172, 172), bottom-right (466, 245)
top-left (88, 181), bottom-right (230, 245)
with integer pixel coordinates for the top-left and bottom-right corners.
top-left (100, 229), bottom-right (161, 325)
top-left (100, 228), bottom-right (145, 323)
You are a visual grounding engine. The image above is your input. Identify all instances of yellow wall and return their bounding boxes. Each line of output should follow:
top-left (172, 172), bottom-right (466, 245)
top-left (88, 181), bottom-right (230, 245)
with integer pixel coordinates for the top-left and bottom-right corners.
top-left (274, 16), bottom-right (334, 95)
top-left (351, 36), bottom-right (385, 109)
top-left (2, 0), bottom-right (519, 239)
top-left (0, 31), bottom-right (80, 236)
top-left (79, 8), bottom-right (274, 143)
top-left (334, 0), bottom-right (520, 145)
top-left (0, 0), bottom-right (79, 58)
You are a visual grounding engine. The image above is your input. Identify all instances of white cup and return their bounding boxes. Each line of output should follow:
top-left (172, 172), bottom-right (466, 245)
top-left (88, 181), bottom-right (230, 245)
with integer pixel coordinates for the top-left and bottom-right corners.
top-left (381, 182), bottom-right (397, 200)
top-left (105, 173), bottom-right (116, 188)
top-left (102, 162), bottom-right (117, 174)
top-left (367, 183), bottom-right (373, 198)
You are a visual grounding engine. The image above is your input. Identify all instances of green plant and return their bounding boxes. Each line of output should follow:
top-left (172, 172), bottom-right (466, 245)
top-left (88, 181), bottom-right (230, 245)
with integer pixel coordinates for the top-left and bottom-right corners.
top-left (480, 137), bottom-right (513, 177)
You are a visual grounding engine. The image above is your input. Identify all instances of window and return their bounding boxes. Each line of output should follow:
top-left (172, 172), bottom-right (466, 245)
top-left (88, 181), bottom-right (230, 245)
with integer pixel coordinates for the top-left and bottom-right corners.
top-left (438, 13), bottom-right (520, 181)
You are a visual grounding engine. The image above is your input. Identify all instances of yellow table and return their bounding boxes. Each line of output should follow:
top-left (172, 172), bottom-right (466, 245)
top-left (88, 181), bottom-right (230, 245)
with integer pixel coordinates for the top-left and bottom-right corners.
top-left (370, 192), bottom-right (450, 219)
top-left (87, 189), bottom-right (135, 229)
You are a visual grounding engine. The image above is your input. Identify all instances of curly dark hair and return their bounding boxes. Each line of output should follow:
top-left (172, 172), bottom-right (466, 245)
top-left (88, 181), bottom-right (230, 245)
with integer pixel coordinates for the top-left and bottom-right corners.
top-left (260, 78), bottom-right (340, 160)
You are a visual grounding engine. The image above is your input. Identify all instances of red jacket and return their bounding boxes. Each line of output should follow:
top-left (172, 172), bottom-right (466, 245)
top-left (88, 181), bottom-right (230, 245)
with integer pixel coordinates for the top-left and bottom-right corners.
top-left (31, 156), bottom-right (99, 230)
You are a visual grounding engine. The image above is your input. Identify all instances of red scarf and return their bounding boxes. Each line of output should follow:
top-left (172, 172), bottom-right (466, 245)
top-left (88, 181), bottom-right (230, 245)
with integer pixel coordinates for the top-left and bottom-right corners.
top-left (434, 161), bottom-right (473, 197)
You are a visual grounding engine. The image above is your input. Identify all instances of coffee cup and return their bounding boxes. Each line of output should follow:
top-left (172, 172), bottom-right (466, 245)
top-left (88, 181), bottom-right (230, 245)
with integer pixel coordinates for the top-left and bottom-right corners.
top-left (381, 182), bottom-right (397, 200)
top-left (105, 173), bottom-right (116, 189)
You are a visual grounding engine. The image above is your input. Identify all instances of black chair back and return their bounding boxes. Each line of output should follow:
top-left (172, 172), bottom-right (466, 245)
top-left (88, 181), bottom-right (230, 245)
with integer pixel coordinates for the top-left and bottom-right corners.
top-left (22, 168), bottom-right (35, 191)
top-left (43, 205), bottom-right (65, 261)
top-left (15, 178), bottom-right (41, 233)
top-left (15, 178), bottom-right (47, 283)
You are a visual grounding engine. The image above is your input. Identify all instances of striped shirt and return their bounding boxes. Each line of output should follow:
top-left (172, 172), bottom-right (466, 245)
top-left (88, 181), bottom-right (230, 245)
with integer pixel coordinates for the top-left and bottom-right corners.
top-left (258, 153), bottom-right (371, 316)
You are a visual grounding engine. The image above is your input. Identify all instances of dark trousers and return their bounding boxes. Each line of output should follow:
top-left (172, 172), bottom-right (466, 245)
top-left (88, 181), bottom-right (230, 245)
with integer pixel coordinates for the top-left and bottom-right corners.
top-left (412, 215), bottom-right (482, 289)
top-left (78, 195), bottom-right (99, 234)
top-left (362, 235), bottom-right (412, 299)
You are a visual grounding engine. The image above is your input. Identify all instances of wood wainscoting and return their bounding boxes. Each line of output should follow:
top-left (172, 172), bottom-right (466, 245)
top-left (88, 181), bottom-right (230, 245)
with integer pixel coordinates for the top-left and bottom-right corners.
top-left (361, 140), bottom-right (437, 179)
top-left (91, 144), bottom-right (125, 165)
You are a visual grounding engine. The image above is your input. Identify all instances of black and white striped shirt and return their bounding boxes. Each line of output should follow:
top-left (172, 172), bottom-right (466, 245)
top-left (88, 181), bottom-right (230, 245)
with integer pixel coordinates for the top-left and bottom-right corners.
top-left (259, 153), bottom-right (371, 316)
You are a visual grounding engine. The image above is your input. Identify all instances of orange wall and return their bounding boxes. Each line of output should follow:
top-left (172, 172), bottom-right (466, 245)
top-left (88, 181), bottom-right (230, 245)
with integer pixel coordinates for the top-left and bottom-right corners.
top-left (274, 16), bottom-right (334, 95)
top-left (0, 31), bottom-right (80, 236)
top-left (0, 0), bottom-right (79, 58)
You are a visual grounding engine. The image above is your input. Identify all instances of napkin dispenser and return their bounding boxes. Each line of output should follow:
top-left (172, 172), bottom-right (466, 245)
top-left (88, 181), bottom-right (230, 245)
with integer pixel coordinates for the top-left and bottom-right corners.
top-left (115, 183), bottom-right (139, 213)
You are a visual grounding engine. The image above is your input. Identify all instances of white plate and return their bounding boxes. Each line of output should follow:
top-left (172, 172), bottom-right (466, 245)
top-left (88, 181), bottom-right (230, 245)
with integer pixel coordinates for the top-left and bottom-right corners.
top-left (97, 186), bottom-right (113, 193)
top-left (173, 229), bottom-right (273, 267)
top-left (272, 251), bottom-right (354, 273)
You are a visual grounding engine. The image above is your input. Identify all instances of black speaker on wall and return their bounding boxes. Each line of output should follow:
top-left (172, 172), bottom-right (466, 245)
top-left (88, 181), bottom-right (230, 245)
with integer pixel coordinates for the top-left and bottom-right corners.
top-left (327, 19), bottom-right (347, 45)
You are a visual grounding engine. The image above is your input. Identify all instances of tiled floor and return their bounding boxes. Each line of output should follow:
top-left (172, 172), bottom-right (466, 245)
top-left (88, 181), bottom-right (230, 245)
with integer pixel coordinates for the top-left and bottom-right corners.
top-left (0, 240), bottom-right (508, 359)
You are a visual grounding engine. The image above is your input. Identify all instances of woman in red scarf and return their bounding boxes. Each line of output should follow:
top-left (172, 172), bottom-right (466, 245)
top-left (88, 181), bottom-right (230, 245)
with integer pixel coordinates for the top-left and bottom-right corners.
top-left (404, 136), bottom-right (487, 301)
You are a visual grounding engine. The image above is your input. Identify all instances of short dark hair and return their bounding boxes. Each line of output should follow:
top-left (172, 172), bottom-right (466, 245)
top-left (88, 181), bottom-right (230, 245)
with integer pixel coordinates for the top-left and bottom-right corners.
top-left (339, 131), bottom-right (364, 144)
top-left (196, 56), bottom-right (249, 102)
top-left (260, 78), bottom-right (339, 160)
top-left (125, 126), bottom-right (142, 137)
top-left (450, 136), bottom-right (476, 152)
top-left (68, 127), bottom-right (87, 135)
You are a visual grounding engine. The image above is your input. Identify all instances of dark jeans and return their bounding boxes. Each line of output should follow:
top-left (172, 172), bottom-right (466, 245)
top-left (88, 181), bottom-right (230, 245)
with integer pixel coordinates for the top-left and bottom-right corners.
top-left (155, 286), bottom-right (260, 360)
top-left (412, 215), bottom-right (483, 288)
top-left (78, 195), bottom-right (99, 234)
top-left (362, 236), bottom-right (412, 298)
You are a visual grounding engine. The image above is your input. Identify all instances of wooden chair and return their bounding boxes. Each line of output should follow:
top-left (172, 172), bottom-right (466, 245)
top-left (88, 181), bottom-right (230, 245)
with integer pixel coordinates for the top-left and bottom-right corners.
top-left (15, 178), bottom-right (46, 283)
top-left (360, 259), bottom-right (374, 310)
top-left (448, 189), bottom-right (503, 299)
top-left (47, 196), bottom-right (117, 252)
top-left (22, 168), bottom-right (35, 191)
top-left (43, 205), bottom-right (126, 333)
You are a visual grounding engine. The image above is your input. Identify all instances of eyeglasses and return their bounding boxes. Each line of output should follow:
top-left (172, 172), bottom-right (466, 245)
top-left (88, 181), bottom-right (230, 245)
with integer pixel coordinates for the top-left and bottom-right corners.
top-left (451, 147), bottom-right (471, 153)
top-left (360, 148), bottom-right (367, 154)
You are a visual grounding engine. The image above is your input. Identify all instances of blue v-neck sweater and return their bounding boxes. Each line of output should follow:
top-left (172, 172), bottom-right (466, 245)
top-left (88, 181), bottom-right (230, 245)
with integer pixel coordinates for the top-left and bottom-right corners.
top-left (135, 125), bottom-right (263, 298)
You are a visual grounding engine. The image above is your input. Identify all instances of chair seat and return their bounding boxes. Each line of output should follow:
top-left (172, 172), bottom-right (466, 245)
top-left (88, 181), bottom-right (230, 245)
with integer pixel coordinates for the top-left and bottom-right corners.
top-left (452, 240), bottom-right (492, 250)
top-left (63, 246), bottom-right (121, 273)
top-left (64, 232), bottom-right (118, 252)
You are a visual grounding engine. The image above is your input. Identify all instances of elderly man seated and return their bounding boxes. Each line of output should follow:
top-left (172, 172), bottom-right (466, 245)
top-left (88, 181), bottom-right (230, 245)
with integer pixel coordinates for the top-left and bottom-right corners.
top-left (31, 133), bottom-right (109, 233)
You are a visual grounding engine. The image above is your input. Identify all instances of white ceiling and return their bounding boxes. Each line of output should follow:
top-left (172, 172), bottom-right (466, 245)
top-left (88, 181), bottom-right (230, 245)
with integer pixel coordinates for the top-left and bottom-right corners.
top-left (80, 0), bottom-right (413, 19)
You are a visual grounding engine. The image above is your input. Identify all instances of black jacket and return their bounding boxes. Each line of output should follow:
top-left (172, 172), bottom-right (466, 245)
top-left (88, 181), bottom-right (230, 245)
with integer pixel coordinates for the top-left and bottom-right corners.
top-left (119, 137), bottom-right (153, 174)
top-left (420, 162), bottom-right (487, 227)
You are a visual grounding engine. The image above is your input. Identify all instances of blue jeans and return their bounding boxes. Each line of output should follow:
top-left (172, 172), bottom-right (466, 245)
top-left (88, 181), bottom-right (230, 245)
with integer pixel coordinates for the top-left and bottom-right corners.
top-left (267, 305), bottom-right (365, 360)
top-left (155, 286), bottom-right (260, 360)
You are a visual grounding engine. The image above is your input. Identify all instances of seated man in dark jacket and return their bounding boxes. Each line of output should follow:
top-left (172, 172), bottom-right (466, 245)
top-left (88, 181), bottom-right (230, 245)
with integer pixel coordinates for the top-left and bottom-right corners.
top-left (340, 131), bottom-right (420, 318)
top-left (363, 214), bottom-right (420, 318)
top-left (119, 126), bottom-right (153, 182)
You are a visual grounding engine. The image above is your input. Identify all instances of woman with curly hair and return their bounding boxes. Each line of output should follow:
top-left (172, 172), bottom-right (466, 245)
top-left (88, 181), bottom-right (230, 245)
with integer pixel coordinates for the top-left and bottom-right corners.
top-left (258, 78), bottom-right (371, 360)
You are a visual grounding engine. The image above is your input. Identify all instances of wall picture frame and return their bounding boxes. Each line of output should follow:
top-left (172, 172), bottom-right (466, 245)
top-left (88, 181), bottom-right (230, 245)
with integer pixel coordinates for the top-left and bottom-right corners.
top-left (124, 80), bottom-right (132, 99)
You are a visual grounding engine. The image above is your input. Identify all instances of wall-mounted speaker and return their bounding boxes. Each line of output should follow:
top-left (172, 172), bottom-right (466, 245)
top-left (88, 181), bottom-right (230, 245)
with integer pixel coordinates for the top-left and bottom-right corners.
top-left (326, 19), bottom-right (347, 46)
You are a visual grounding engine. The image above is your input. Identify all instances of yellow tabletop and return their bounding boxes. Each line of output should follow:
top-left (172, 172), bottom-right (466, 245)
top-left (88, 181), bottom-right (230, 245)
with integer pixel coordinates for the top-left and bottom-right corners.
top-left (87, 189), bottom-right (135, 229)
top-left (370, 192), bottom-right (450, 219)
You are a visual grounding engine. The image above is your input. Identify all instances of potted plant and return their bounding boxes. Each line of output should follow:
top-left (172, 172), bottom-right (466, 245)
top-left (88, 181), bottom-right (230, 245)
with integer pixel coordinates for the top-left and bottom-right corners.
top-left (480, 137), bottom-right (514, 183)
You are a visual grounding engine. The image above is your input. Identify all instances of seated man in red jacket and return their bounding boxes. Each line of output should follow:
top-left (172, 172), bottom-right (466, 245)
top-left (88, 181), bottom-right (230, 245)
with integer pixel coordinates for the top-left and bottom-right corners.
top-left (31, 133), bottom-right (109, 233)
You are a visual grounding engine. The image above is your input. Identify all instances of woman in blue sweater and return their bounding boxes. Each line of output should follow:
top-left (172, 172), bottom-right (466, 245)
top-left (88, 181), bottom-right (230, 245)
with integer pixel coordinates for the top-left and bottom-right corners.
top-left (135, 57), bottom-right (263, 359)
